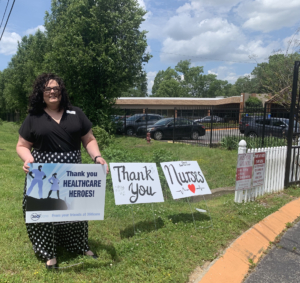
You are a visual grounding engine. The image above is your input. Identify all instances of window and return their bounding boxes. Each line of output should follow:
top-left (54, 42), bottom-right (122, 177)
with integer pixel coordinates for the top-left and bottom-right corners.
top-left (272, 120), bottom-right (286, 127)
top-left (255, 119), bottom-right (271, 125)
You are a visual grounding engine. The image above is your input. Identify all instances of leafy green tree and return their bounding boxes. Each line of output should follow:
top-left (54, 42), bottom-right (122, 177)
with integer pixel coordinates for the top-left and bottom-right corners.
top-left (245, 97), bottom-right (263, 108)
top-left (234, 75), bottom-right (257, 94)
top-left (1, 30), bottom-right (48, 113)
top-left (152, 67), bottom-right (183, 97)
top-left (175, 60), bottom-right (204, 97)
top-left (120, 70), bottom-right (148, 97)
top-left (152, 60), bottom-right (235, 98)
top-left (44, 0), bottom-right (151, 126)
top-left (251, 53), bottom-right (300, 94)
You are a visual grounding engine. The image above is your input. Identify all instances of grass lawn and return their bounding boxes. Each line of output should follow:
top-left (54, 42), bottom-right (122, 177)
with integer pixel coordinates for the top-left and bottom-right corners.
top-left (1, 121), bottom-right (300, 283)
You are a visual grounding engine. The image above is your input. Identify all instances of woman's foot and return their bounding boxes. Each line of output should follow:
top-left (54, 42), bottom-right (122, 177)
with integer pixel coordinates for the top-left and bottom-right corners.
top-left (85, 250), bottom-right (98, 259)
top-left (46, 258), bottom-right (58, 269)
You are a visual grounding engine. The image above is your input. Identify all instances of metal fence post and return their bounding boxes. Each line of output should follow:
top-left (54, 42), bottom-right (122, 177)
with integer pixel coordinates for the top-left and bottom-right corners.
top-left (261, 104), bottom-right (267, 148)
top-left (124, 109), bottom-right (127, 136)
top-left (209, 107), bottom-right (213, 148)
top-left (173, 107), bottom-right (176, 144)
top-left (285, 61), bottom-right (300, 187)
top-left (145, 108), bottom-right (148, 138)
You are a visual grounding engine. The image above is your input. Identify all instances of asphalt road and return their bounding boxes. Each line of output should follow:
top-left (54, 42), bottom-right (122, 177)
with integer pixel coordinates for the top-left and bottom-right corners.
top-left (244, 221), bottom-right (300, 283)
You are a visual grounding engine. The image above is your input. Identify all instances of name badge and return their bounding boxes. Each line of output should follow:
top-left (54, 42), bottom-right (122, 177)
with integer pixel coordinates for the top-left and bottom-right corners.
top-left (66, 110), bottom-right (76, 115)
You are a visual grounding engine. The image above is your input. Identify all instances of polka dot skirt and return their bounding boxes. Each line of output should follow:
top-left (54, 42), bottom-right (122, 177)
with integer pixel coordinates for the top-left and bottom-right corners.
top-left (22, 149), bottom-right (89, 260)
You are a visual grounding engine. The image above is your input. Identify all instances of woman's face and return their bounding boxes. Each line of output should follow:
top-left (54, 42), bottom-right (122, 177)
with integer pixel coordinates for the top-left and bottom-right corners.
top-left (43, 79), bottom-right (62, 108)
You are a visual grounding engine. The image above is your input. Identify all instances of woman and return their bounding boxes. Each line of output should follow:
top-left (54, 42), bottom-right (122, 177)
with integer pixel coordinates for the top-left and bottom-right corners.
top-left (48, 173), bottom-right (60, 199)
top-left (16, 73), bottom-right (109, 269)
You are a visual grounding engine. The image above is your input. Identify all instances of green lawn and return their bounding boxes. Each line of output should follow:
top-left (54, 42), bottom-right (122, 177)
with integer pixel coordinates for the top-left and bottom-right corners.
top-left (1, 121), bottom-right (300, 283)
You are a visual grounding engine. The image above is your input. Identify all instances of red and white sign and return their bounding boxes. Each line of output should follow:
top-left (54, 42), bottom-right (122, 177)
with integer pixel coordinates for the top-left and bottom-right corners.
top-left (235, 153), bottom-right (254, 191)
top-left (252, 152), bottom-right (266, 187)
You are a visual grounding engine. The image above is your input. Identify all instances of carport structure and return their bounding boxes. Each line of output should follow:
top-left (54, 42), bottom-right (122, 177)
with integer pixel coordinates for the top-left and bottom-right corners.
top-left (114, 96), bottom-right (242, 120)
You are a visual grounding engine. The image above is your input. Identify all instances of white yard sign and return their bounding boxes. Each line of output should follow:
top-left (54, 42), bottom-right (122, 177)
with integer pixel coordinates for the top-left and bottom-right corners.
top-left (110, 163), bottom-right (164, 205)
top-left (235, 153), bottom-right (254, 191)
top-left (161, 161), bottom-right (211, 199)
top-left (252, 152), bottom-right (266, 187)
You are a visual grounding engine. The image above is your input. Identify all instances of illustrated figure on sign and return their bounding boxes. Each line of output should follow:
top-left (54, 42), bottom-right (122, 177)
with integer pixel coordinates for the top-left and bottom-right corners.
top-left (47, 173), bottom-right (60, 199)
top-left (27, 165), bottom-right (47, 199)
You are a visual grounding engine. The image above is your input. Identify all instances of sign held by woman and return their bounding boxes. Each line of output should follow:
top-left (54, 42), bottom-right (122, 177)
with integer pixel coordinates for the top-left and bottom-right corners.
top-left (25, 163), bottom-right (107, 223)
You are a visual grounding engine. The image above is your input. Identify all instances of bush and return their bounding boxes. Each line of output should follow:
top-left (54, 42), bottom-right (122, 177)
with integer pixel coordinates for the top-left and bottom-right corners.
top-left (221, 136), bottom-right (287, 150)
top-left (92, 126), bottom-right (114, 150)
top-left (245, 97), bottom-right (263, 108)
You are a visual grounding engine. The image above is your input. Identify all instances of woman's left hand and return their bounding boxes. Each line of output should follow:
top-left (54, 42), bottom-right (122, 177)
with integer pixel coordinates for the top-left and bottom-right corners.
top-left (95, 157), bottom-right (109, 174)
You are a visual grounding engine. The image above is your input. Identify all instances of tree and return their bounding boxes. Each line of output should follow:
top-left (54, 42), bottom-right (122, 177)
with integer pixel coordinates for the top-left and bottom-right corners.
top-left (250, 53), bottom-right (300, 94)
top-left (120, 70), bottom-right (148, 97)
top-left (245, 97), bottom-right (263, 108)
top-left (234, 75), bottom-right (257, 94)
top-left (0, 30), bottom-right (48, 113)
top-left (152, 60), bottom-right (235, 98)
top-left (44, 0), bottom-right (151, 125)
top-left (152, 67), bottom-right (183, 97)
top-left (175, 60), bottom-right (204, 97)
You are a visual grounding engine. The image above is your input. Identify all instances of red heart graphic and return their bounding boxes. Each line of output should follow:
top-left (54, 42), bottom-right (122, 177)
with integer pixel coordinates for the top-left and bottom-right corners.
top-left (188, 184), bottom-right (196, 193)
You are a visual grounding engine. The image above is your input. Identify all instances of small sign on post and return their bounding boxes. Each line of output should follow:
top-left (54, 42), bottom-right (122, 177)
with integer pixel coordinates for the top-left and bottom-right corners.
top-left (235, 153), bottom-right (254, 191)
top-left (252, 152), bottom-right (266, 187)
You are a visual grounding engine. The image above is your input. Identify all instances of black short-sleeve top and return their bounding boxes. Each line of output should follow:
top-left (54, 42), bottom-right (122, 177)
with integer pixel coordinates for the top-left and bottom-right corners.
top-left (19, 106), bottom-right (92, 152)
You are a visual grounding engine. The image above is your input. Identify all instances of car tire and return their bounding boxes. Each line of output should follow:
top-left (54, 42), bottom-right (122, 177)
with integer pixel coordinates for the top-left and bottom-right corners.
top-left (247, 131), bottom-right (258, 138)
top-left (191, 131), bottom-right (199, 140)
top-left (154, 131), bottom-right (163, 140)
top-left (126, 127), bottom-right (134, 136)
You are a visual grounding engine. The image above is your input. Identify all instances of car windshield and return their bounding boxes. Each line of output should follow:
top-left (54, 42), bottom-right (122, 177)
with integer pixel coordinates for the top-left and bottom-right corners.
top-left (154, 119), bottom-right (172, 126)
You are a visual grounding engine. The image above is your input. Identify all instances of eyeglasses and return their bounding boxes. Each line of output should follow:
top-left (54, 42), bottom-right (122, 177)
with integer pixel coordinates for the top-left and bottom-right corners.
top-left (44, 87), bottom-right (60, 94)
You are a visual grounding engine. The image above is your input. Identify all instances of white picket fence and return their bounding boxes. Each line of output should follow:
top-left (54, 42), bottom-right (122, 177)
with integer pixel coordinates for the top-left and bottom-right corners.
top-left (234, 140), bottom-right (288, 203)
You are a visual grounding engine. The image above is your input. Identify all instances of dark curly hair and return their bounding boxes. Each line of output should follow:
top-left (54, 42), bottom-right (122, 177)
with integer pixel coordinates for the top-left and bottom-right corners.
top-left (29, 73), bottom-right (71, 114)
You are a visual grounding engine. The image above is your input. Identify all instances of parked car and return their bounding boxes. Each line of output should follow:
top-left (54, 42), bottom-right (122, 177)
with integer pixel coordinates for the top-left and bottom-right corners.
top-left (194, 115), bottom-right (224, 123)
top-left (239, 116), bottom-right (256, 134)
top-left (118, 114), bottom-right (163, 135)
top-left (244, 117), bottom-right (300, 138)
top-left (142, 118), bottom-right (205, 140)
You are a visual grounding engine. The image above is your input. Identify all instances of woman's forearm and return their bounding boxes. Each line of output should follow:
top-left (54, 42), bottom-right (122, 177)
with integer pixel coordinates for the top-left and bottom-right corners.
top-left (85, 139), bottom-right (101, 161)
top-left (16, 145), bottom-right (33, 162)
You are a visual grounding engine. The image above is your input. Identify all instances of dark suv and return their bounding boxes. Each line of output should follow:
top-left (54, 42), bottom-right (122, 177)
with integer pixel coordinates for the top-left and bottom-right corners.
top-left (239, 116), bottom-right (255, 134)
top-left (244, 117), bottom-right (300, 138)
top-left (119, 114), bottom-right (163, 136)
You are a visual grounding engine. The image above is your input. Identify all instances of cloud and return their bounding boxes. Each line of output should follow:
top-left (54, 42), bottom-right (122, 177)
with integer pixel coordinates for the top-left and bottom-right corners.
top-left (208, 66), bottom-right (252, 84)
top-left (0, 32), bottom-right (22, 55)
top-left (25, 25), bottom-right (45, 35)
top-left (161, 17), bottom-right (262, 63)
top-left (236, 0), bottom-right (300, 32)
top-left (145, 45), bottom-right (152, 53)
top-left (147, 71), bottom-right (157, 95)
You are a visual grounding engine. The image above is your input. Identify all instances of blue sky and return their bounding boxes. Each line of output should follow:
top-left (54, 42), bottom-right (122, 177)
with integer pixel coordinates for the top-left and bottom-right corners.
top-left (0, 0), bottom-right (300, 95)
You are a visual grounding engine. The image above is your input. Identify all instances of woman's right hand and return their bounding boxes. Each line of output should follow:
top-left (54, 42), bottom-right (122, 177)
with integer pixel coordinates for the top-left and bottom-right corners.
top-left (23, 156), bottom-right (34, 173)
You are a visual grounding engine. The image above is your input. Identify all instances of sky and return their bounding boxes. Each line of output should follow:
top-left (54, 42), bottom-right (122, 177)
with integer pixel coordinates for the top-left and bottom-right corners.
top-left (0, 0), bottom-right (300, 95)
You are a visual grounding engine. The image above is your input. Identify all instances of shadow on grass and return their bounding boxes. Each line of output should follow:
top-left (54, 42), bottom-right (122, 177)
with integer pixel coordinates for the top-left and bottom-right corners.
top-left (168, 212), bottom-right (211, 224)
top-left (35, 240), bottom-right (119, 272)
top-left (120, 217), bottom-right (165, 239)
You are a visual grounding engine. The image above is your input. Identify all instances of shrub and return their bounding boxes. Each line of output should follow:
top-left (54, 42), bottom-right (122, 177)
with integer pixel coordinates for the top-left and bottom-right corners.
top-left (221, 136), bottom-right (287, 150)
top-left (92, 126), bottom-right (114, 150)
top-left (245, 97), bottom-right (263, 108)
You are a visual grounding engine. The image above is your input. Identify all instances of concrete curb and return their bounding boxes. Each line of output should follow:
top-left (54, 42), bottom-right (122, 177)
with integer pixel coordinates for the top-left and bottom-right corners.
top-left (197, 197), bottom-right (300, 283)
